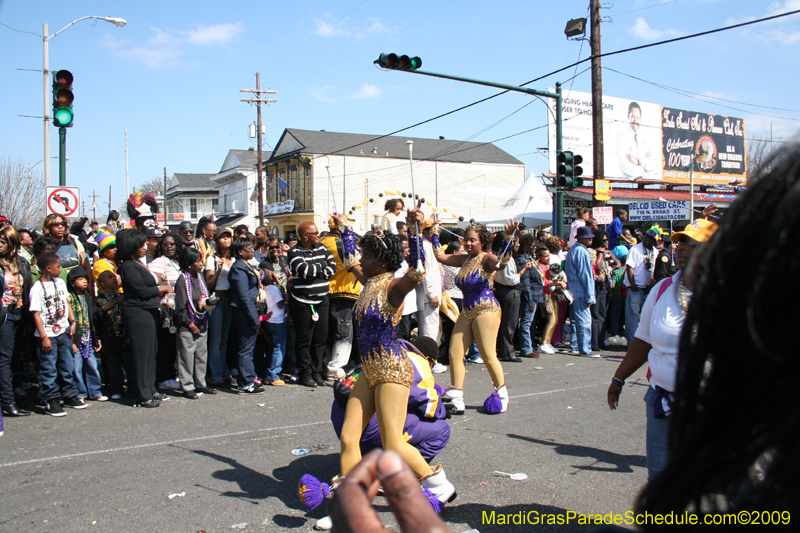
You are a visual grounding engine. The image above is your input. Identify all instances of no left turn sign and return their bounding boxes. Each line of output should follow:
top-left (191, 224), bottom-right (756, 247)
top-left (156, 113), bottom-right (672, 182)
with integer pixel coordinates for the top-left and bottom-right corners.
top-left (46, 186), bottom-right (81, 217)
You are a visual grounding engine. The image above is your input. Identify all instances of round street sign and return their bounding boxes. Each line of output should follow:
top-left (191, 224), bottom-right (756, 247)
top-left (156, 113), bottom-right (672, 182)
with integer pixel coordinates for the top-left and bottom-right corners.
top-left (46, 187), bottom-right (80, 217)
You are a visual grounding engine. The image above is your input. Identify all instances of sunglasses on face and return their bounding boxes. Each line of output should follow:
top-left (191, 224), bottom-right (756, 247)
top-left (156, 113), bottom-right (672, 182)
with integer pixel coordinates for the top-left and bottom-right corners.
top-left (50, 221), bottom-right (66, 227)
top-left (268, 245), bottom-right (281, 249)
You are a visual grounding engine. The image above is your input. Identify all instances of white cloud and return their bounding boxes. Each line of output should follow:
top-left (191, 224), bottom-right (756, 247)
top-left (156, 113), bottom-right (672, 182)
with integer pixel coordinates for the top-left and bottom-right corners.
top-left (310, 85), bottom-right (338, 103)
top-left (628, 17), bottom-right (683, 40)
top-left (184, 22), bottom-right (244, 45)
top-left (349, 85), bottom-right (381, 99)
top-left (767, 0), bottom-right (800, 16)
top-left (100, 23), bottom-right (244, 68)
top-left (314, 19), bottom-right (351, 37)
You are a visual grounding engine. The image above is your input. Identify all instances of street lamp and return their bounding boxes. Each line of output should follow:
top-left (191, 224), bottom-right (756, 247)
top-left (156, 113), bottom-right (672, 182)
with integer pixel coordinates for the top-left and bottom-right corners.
top-left (29, 156), bottom-right (68, 180)
top-left (42, 16), bottom-right (126, 186)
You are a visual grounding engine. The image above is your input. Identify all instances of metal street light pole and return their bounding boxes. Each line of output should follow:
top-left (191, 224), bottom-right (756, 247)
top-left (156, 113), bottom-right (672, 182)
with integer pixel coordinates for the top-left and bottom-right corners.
top-left (42, 16), bottom-right (126, 186)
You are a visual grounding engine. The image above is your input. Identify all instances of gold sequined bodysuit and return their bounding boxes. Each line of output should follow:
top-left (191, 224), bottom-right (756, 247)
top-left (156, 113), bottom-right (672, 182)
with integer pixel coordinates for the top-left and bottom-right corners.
top-left (455, 252), bottom-right (502, 321)
top-left (354, 272), bottom-right (413, 389)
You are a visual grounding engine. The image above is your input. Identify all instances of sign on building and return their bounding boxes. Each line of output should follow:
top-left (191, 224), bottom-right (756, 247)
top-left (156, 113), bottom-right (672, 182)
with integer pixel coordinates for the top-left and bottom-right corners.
top-left (628, 201), bottom-right (690, 222)
top-left (547, 89), bottom-right (747, 185)
top-left (592, 206), bottom-right (613, 224)
top-left (264, 200), bottom-right (295, 215)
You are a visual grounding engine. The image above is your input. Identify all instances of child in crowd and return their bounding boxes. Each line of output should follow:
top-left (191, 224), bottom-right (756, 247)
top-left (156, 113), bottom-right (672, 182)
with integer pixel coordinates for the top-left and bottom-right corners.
top-left (174, 247), bottom-right (216, 400)
top-left (29, 252), bottom-right (86, 416)
top-left (261, 270), bottom-right (285, 386)
top-left (94, 270), bottom-right (128, 400)
top-left (67, 267), bottom-right (106, 402)
top-left (30, 238), bottom-right (56, 284)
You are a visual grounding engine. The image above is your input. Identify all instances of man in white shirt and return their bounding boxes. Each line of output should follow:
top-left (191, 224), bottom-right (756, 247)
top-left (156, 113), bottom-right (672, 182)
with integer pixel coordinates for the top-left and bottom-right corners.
top-left (415, 221), bottom-right (442, 342)
top-left (623, 229), bottom-right (658, 345)
top-left (396, 235), bottom-right (418, 341)
top-left (617, 102), bottom-right (658, 180)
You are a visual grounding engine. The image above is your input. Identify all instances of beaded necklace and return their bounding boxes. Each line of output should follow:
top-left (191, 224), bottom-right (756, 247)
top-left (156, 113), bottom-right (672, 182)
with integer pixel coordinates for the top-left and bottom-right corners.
top-left (184, 270), bottom-right (209, 327)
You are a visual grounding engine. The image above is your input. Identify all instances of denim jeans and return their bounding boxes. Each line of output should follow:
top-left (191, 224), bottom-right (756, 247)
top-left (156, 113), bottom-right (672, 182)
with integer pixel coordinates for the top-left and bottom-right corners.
top-left (264, 322), bottom-right (287, 382)
top-left (644, 386), bottom-right (671, 480)
top-left (0, 313), bottom-right (21, 406)
top-left (37, 333), bottom-right (78, 402)
top-left (517, 301), bottom-right (537, 355)
top-left (207, 300), bottom-right (232, 383)
top-left (569, 296), bottom-right (593, 354)
top-left (625, 288), bottom-right (647, 345)
top-left (73, 342), bottom-right (103, 398)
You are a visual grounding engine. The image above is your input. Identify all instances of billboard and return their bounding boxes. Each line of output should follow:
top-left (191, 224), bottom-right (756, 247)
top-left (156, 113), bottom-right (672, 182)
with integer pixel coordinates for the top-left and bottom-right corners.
top-left (547, 89), bottom-right (747, 185)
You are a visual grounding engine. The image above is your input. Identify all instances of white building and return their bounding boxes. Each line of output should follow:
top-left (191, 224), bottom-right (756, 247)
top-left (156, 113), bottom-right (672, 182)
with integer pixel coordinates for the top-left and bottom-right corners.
top-left (210, 148), bottom-right (272, 230)
top-left (263, 129), bottom-right (526, 237)
top-left (165, 173), bottom-right (218, 231)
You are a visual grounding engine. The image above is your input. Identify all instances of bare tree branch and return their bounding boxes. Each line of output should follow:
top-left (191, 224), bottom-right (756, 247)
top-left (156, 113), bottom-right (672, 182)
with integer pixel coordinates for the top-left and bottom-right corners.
top-left (136, 176), bottom-right (165, 196)
top-left (0, 156), bottom-right (47, 228)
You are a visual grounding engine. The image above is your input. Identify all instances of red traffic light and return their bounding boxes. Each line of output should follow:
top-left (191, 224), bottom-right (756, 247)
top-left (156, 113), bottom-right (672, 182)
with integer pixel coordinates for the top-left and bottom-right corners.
top-left (374, 53), bottom-right (422, 71)
top-left (55, 70), bottom-right (73, 88)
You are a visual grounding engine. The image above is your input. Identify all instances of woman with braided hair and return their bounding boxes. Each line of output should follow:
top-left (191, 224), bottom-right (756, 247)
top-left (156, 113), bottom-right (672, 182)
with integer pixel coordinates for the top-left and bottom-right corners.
top-left (430, 219), bottom-right (517, 415)
top-left (305, 205), bottom-right (455, 527)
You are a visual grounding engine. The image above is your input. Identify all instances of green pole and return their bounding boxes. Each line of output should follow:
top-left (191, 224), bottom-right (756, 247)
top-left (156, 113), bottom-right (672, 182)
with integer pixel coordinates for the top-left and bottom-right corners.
top-left (59, 127), bottom-right (67, 186)
top-left (555, 83), bottom-right (563, 240)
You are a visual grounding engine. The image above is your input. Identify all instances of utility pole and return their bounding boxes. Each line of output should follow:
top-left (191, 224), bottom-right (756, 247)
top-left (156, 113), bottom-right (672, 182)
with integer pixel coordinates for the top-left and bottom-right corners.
top-left (43, 22), bottom-right (50, 186)
top-left (89, 189), bottom-right (100, 222)
top-left (163, 167), bottom-right (168, 226)
top-left (241, 74), bottom-right (277, 227)
top-left (590, 0), bottom-right (604, 203)
top-left (107, 186), bottom-right (112, 217)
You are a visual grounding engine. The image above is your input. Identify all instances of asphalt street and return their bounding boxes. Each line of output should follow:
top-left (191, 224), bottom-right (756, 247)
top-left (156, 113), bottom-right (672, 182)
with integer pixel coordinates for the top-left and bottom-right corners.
top-left (0, 346), bottom-right (649, 533)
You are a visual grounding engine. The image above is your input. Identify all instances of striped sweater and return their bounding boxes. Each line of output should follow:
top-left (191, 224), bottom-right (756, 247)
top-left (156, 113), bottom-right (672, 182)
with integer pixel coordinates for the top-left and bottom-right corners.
top-left (287, 243), bottom-right (336, 304)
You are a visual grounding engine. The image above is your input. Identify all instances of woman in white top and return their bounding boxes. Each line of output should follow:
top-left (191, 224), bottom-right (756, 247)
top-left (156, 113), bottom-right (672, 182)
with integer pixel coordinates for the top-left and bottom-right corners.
top-left (205, 227), bottom-right (234, 387)
top-left (148, 233), bottom-right (182, 388)
top-left (607, 218), bottom-right (719, 481)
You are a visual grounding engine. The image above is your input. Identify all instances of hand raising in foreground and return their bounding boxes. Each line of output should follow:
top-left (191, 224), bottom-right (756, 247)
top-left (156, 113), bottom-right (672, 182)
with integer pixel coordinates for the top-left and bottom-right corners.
top-left (329, 450), bottom-right (453, 533)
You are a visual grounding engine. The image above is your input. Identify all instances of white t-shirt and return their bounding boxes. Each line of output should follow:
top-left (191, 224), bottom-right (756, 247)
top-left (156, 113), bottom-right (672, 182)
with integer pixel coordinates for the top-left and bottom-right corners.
top-left (568, 219), bottom-right (585, 247)
top-left (264, 284), bottom-right (285, 324)
top-left (634, 272), bottom-right (684, 392)
top-left (205, 255), bottom-right (234, 291)
top-left (624, 242), bottom-right (656, 288)
top-left (148, 256), bottom-right (181, 288)
top-left (396, 260), bottom-right (417, 316)
top-left (29, 278), bottom-right (70, 338)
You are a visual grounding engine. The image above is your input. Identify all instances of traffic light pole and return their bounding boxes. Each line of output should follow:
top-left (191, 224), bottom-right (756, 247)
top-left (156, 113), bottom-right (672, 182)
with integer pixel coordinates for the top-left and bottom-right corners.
top-left (58, 127), bottom-right (67, 186)
top-left (395, 69), bottom-right (564, 237)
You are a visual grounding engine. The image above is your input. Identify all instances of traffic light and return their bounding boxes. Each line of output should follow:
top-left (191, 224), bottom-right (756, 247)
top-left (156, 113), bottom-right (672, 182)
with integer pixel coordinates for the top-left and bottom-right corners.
top-left (557, 151), bottom-right (584, 189)
top-left (374, 53), bottom-right (422, 71)
top-left (52, 69), bottom-right (74, 127)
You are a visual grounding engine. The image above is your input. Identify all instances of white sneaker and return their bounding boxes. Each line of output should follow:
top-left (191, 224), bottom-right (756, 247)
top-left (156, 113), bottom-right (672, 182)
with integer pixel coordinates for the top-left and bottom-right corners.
top-left (497, 385), bottom-right (509, 412)
top-left (91, 395), bottom-right (109, 402)
top-left (445, 388), bottom-right (465, 415)
top-left (472, 356), bottom-right (484, 364)
top-left (314, 516), bottom-right (332, 530)
top-left (432, 362), bottom-right (447, 374)
top-left (539, 344), bottom-right (556, 354)
top-left (580, 352), bottom-right (601, 358)
top-left (420, 464), bottom-right (456, 505)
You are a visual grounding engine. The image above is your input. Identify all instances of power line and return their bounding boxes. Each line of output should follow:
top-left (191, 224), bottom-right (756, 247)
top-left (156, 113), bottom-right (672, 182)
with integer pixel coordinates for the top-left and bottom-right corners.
top-left (603, 66), bottom-right (800, 114)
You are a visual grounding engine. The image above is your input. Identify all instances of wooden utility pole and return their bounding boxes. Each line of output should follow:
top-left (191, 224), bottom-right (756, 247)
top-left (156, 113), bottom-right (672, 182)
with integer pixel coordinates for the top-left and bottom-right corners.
top-left (88, 189), bottom-right (100, 223)
top-left (590, 0), bottom-right (604, 203)
top-left (241, 75), bottom-right (277, 227)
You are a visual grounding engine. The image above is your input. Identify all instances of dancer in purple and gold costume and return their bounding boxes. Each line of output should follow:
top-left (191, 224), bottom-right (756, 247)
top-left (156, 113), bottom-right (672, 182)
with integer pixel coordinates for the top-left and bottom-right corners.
top-left (332, 205), bottom-right (455, 505)
top-left (431, 220), bottom-right (518, 414)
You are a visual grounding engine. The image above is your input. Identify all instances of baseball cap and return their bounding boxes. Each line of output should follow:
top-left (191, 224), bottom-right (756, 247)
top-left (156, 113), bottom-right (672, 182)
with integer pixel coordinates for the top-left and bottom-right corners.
top-left (671, 219), bottom-right (719, 244)
top-left (213, 226), bottom-right (234, 240)
top-left (145, 228), bottom-right (163, 239)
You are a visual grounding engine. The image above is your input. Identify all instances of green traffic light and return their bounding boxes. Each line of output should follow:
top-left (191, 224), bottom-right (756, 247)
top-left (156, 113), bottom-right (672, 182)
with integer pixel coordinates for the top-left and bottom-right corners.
top-left (374, 53), bottom-right (422, 71)
top-left (54, 107), bottom-right (74, 126)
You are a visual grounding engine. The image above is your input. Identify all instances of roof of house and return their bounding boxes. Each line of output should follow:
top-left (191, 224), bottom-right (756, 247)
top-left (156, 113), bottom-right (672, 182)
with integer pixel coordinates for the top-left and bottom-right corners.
top-left (220, 149), bottom-right (273, 173)
top-left (168, 173), bottom-right (216, 190)
top-left (267, 128), bottom-right (524, 166)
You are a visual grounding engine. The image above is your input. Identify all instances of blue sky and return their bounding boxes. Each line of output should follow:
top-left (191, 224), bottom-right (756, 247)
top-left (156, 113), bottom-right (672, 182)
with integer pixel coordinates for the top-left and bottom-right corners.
top-left (1, 0), bottom-right (798, 214)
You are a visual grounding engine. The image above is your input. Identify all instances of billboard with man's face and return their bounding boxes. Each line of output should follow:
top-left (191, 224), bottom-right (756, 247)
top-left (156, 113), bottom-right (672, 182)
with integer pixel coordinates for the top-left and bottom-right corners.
top-left (547, 89), bottom-right (747, 185)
